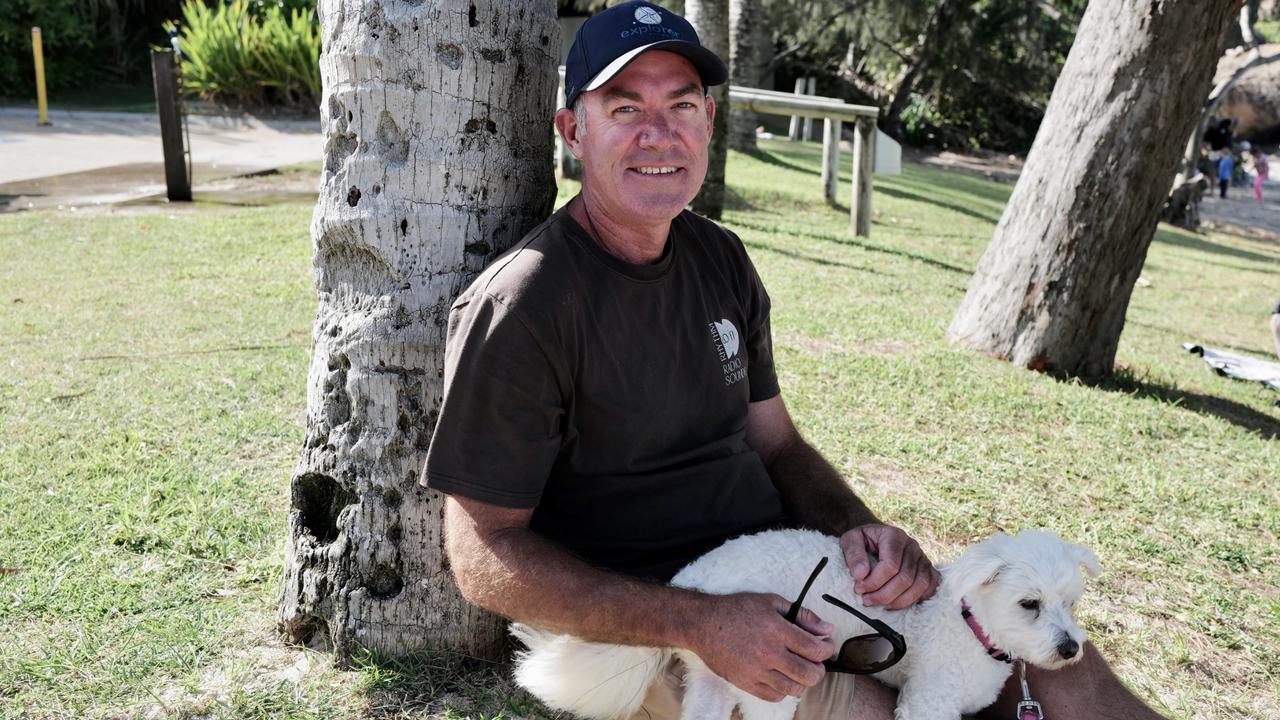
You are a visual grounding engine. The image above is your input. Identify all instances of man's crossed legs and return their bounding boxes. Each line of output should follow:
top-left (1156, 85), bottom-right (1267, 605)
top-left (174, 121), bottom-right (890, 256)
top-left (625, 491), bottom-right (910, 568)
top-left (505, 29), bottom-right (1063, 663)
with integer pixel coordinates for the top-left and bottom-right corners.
top-left (628, 642), bottom-right (1163, 720)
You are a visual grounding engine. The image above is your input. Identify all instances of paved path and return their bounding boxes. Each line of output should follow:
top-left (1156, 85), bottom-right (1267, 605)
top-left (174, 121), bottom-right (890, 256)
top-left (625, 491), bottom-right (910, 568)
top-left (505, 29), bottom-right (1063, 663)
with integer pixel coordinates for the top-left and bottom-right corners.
top-left (0, 108), bottom-right (321, 210)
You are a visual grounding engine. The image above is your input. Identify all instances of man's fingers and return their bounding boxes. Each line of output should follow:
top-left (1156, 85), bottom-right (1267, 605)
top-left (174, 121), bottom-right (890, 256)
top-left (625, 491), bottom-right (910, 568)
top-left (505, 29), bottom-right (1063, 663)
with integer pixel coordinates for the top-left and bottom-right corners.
top-left (885, 560), bottom-right (936, 610)
top-left (857, 538), bottom-right (912, 596)
top-left (789, 605), bottom-right (835, 640)
top-left (772, 657), bottom-right (823, 694)
top-left (749, 682), bottom-right (786, 703)
top-left (841, 532), bottom-right (872, 582)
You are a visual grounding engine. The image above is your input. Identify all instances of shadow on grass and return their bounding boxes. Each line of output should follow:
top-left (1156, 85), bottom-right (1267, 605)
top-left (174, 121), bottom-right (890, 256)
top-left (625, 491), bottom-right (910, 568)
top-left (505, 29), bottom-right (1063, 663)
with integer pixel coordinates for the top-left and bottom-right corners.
top-left (741, 147), bottom-right (820, 178)
top-left (723, 185), bottom-right (758, 212)
top-left (352, 648), bottom-right (550, 719)
top-left (1154, 226), bottom-right (1280, 266)
top-left (1084, 370), bottom-right (1280, 440)
top-left (876, 185), bottom-right (1002, 225)
top-left (892, 168), bottom-right (1015, 208)
top-left (732, 217), bottom-right (971, 275)
top-left (742, 238), bottom-right (885, 275)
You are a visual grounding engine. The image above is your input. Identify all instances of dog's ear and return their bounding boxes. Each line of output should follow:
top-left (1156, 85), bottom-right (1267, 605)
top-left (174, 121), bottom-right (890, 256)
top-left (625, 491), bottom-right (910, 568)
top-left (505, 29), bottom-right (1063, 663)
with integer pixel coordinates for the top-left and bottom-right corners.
top-left (942, 534), bottom-right (1009, 599)
top-left (1071, 543), bottom-right (1101, 578)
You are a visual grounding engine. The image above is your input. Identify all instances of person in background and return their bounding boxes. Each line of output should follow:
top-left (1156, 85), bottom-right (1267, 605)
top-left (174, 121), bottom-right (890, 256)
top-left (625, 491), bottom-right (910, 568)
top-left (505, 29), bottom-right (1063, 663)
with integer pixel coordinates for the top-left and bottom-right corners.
top-left (1271, 300), bottom-right (1280, 361)
top-left (1218, 147), bottom-right (1234, 199)
top-left (1250, 146), bottom-right (1269, 203)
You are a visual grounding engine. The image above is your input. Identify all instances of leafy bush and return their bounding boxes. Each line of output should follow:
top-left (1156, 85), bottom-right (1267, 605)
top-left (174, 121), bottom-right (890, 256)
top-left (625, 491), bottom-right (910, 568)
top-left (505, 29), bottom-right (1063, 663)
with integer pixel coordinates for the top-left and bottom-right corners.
top-left (166, 0), bottom-right (320, 109)
top-left (0, 0), bottom-right (181, 96)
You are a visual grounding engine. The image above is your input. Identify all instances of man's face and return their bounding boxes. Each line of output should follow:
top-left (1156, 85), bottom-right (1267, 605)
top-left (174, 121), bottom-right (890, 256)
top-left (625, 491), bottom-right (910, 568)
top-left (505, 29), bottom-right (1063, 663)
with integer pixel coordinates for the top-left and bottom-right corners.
top-left (558, 50), bottom-right (715, 226)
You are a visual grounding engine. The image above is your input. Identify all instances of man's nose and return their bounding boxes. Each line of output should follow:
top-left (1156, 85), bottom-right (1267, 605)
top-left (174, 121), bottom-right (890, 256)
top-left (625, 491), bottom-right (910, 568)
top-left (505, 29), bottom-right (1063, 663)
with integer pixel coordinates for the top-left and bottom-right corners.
top-left (638, 112), bottom-right (676, 150)
top-left (1056, 637), bottom-right (1080, 660)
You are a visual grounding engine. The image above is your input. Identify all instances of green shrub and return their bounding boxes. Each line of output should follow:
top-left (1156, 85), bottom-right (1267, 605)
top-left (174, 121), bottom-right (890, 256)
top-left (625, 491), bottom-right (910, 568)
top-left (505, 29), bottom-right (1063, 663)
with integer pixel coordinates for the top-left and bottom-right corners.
top-left (166, 0), bottom-right (320, 109)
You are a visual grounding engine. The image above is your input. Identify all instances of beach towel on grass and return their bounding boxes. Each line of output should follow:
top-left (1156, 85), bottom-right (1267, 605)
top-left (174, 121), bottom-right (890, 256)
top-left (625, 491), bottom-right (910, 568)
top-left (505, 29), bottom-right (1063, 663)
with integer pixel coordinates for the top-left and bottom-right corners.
top-left (1183, 343), bottom-right (1280, 391)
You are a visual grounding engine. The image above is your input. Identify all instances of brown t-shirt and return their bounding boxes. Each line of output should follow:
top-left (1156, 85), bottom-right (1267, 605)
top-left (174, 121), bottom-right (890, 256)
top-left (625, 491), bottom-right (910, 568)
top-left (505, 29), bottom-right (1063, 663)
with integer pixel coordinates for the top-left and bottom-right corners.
top-left (423, 203), bottom-right (787, 580)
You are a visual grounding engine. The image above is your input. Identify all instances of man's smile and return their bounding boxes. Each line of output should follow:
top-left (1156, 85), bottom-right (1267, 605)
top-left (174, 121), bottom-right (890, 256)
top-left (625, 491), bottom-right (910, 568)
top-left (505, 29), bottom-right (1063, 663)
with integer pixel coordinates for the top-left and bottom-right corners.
top-left (628, 166), bottom-right (684, 176)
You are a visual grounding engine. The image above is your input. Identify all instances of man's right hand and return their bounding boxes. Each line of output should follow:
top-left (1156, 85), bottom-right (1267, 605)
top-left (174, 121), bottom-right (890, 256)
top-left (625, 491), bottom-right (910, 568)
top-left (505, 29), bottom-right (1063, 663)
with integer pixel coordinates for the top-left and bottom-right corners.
top-left (685, 592), bottom-right (836, 702)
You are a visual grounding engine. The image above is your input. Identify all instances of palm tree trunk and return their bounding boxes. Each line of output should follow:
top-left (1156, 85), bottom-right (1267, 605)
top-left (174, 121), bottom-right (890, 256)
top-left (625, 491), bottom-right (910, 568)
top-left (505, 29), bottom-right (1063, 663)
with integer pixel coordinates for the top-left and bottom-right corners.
top-left (279, 0), bottom-right (559, 663)
top-left (728, 0), bottom-right (762, 152)
top-left (687, 0), bottom-right (729, 219)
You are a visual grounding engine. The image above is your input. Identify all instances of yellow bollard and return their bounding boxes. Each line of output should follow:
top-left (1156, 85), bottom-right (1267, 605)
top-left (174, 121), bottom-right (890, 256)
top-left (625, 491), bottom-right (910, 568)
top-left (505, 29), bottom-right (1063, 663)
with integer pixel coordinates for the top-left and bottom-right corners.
top-left (32, 27), bottom-right (50, 126)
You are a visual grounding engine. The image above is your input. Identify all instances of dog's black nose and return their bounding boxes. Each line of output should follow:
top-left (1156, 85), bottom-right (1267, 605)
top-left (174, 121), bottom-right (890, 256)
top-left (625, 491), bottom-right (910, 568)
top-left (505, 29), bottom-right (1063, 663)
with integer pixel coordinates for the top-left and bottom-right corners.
top-left (1057, 638), bottom-right (1080, 659)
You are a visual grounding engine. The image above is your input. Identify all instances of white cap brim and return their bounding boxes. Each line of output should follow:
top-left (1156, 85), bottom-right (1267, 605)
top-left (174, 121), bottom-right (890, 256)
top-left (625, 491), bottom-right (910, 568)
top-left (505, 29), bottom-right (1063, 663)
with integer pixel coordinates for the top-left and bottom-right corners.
top-left (582, 42), bottom-right (666, 94)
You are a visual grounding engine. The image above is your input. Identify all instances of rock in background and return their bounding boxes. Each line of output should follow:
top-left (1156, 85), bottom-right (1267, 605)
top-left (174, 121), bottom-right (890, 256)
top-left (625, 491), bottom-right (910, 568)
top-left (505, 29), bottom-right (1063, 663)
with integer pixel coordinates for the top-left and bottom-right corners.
top-left (1215, 43), bottom-right (1280, 140)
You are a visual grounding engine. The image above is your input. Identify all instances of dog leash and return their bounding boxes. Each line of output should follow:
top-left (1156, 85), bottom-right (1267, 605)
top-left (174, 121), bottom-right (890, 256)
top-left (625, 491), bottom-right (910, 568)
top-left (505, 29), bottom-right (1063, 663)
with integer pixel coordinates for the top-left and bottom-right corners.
top-left (1015, 660), bottom-right (1044, 720)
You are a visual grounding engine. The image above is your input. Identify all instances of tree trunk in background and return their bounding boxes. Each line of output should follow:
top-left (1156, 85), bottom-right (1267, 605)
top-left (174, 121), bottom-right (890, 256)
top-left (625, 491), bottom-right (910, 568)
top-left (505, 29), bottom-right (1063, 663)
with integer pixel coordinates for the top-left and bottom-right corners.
top-left (279, 0), bottom-right (559, 663)
top-left (728, 0), bottom-right (761, 152)
top-left (687, 0), bottom-right (729, 219)
top-left (1166, 5), bottom-right (1271, 227)
top-left (882, 0), bottom-right (958, 142)
top-left (947, 0), bottom-right (1236, 378)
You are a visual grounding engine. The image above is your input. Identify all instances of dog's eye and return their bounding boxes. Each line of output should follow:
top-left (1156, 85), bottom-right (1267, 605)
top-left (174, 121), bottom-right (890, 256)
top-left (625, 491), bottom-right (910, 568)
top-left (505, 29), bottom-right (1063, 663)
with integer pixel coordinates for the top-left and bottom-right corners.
top-left (1019, 599), bottom-right (1041, 611)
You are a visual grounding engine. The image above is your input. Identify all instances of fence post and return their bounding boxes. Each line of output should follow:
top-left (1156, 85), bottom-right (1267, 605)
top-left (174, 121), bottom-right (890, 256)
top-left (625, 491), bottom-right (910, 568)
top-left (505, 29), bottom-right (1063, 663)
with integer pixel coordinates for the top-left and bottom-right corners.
top-left (788, 78), bottom-right (805, 141)
top-left (850, 118), bottom-right (875, 236)
top-left (802, 77), bottom-right (817, 142)
top-left (31, 28), bottom-right (50, 126)
top-left (150, 49), bottom-right (191, 202)
top-left (821, 117), bottom-right (840, 205)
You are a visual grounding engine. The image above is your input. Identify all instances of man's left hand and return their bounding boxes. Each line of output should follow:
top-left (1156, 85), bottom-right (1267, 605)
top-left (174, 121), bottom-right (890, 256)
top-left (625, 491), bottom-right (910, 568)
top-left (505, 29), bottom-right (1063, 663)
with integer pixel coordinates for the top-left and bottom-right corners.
top-left (839, 524), bottom-right (940, 610)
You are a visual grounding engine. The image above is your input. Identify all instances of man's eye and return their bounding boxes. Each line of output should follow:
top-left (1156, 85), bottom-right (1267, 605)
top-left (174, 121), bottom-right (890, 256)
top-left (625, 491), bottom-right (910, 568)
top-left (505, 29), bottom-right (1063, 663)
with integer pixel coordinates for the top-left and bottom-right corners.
top-left (674, 101), bottom-right (695, 109)
top-left (614, 106), bottom-right (637, 114)
top-left (1019, 599), bottom-right (1041, 612)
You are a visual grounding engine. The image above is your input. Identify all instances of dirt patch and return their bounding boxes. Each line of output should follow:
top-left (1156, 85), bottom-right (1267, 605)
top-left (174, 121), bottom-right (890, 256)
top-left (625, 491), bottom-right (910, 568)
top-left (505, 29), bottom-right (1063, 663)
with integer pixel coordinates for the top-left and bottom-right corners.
top-left (783, 334), bottom-right (848, 356)
top-left (863, 339), bottom-right (917, 358)
top-left (904, 147), bottom-right (1024, 184)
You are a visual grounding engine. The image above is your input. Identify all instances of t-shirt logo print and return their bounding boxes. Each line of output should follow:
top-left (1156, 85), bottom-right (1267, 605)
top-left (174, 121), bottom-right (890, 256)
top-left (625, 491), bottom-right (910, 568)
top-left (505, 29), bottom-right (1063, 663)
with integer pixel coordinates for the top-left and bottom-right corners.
top-left (710, 318), bottom-right (747, 386)
top-left (634, 6), bottom-right (663, 24)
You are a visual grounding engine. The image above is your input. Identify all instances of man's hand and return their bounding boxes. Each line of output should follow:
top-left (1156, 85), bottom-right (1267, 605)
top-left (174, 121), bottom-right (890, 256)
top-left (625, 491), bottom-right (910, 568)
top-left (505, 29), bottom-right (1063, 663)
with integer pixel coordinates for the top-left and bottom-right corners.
top-left (686, 592), bottom-right (835, 702)
top-left (840, 524), bottom-right (939, 610)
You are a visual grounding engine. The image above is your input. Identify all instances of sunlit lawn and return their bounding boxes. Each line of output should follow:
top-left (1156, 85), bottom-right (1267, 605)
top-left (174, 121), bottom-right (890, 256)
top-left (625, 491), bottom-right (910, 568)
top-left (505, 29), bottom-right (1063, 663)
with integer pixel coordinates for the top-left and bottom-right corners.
top-left (1, 138), bottom-right (1276, 718)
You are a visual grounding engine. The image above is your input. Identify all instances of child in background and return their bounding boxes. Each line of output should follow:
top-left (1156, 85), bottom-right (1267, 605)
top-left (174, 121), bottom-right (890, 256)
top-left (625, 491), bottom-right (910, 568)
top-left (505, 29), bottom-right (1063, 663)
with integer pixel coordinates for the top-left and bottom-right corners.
top-left (1219, 149), bottom-right (1234, 198)
top-left (1251, 147), bottom-right (1269, 203)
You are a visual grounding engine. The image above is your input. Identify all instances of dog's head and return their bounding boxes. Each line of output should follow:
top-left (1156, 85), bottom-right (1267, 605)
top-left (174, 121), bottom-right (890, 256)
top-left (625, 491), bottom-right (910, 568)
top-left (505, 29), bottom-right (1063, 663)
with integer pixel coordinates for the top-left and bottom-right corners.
top-left (941, 530), bottom-right (1100, 670)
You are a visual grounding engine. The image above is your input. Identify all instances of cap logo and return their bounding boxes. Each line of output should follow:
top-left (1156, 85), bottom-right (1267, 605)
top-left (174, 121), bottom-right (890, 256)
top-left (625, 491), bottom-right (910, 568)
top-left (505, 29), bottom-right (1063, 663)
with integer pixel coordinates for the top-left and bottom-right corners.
top-left (634, 6), bottom-right (662, 24)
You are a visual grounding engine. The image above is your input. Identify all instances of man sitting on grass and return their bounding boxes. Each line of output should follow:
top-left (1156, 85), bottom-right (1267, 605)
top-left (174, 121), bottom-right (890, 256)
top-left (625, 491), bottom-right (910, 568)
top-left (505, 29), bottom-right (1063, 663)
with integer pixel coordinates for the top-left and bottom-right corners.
top-left (422, 3), bottom-right (1170, 718)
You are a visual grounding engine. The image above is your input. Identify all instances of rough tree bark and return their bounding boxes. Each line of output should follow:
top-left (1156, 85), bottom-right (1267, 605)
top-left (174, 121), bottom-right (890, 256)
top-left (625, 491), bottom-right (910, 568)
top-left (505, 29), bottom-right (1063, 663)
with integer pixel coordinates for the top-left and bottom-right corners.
top-left (687, 0), bottom-right (729, 219)
top-left (728, 0), bottom-right (762, 152)
top-left (278, 0), bottom-right (559, 662)
top-left (947, 0), bottom-right (1237, 378)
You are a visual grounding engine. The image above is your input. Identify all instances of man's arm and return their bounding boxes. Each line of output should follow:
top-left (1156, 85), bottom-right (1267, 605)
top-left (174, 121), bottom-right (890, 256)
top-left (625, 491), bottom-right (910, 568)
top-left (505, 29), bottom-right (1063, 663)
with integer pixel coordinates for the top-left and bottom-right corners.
top-left (745, 394), bottom-right (940, 609)
top-left (444, 494), bottom-right (835, 702)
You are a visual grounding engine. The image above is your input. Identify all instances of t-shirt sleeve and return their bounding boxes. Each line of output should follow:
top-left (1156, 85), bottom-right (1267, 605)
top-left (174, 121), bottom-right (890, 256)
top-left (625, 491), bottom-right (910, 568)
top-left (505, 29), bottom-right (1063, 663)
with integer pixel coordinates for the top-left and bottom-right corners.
top-left (743, 251), bottom-right (780, 403)
top-left (422, 293), bottom-right (565, 508)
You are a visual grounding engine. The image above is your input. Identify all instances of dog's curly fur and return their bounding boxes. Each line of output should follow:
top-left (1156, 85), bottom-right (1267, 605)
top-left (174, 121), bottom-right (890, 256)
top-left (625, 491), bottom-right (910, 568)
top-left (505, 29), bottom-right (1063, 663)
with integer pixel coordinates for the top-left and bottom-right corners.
top-left (513, 529), bottom-right (1100, 720)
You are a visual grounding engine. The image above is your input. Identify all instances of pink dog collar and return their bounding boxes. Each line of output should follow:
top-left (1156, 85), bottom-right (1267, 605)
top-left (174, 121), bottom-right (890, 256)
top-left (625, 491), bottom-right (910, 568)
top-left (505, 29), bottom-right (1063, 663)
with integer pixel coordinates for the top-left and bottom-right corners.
top-left (960, 598), bottom-right (1014, 663)
top-left (960, 599), bottom-right (1046, 720)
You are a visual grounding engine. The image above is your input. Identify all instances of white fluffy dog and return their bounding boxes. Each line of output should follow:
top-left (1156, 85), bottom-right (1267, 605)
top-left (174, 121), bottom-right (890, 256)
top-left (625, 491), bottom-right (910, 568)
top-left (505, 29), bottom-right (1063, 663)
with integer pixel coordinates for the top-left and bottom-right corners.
top-left (513, 528), bottom-right (1100, 720)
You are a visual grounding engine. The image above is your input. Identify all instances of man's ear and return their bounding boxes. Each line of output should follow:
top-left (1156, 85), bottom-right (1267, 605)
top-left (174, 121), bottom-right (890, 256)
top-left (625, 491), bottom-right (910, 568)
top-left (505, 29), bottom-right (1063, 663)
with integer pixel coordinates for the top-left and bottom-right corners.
top-left (554, 107), bottom-right (584, 160)
top-left (704, 93), bottom-right (715, 136)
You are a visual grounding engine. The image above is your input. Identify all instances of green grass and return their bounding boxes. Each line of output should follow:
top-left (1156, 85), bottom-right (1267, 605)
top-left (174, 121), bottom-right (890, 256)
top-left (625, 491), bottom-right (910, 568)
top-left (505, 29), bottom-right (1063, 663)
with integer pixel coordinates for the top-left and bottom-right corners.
top-left (2, 138), bottom-right (1278, 718)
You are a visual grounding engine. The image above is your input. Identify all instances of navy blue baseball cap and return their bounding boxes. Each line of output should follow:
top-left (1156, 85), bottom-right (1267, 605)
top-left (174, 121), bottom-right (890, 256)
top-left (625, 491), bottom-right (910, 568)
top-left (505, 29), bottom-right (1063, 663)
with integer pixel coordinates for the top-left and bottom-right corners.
top-left (563, 1), bottom-right (728, 109)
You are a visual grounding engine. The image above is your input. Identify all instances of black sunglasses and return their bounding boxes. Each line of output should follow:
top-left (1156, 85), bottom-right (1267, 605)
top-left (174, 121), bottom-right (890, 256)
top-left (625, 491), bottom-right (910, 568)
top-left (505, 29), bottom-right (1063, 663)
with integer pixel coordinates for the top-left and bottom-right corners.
top-left (783, 556), bottom-right (907, 675)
